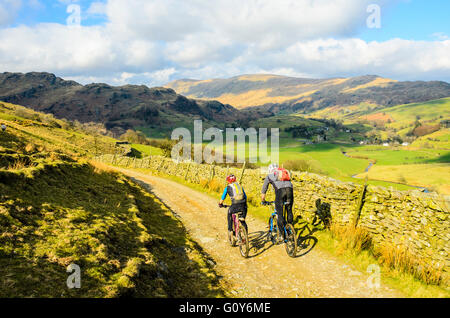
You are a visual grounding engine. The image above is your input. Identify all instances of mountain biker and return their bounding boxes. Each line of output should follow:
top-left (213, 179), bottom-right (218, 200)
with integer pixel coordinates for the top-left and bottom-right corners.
top-left (218, 174), bottom-right (248, 237)
top-left (261, 163), bottom-right (294, 240)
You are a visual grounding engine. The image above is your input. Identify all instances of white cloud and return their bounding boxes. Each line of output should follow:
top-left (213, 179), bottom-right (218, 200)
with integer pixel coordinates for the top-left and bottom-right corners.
top-left (87, 1), bottom-right (106, 15)
top-left (0, 0), bottom-right (449, 86)
top-left (431, 32), bottom-right (449, 41)
top-left (104, 0), bottom-right (380, 44)
top-left (0, 0), bottom-right (22, 26)
top-left (265, 38), bottom-right (450, 79)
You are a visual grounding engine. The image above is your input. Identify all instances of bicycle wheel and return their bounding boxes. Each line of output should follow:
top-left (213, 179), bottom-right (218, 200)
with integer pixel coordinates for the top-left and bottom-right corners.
top-left (237, 221), bottom-right (249, 258)
top-left (284, 223), bottom-right (297, 258)
top-left (268, 215), bottom-right (279, 245)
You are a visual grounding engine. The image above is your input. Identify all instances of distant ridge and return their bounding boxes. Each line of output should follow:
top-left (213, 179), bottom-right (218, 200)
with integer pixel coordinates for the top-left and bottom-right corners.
top-left (166, 74), bottom-right (450, 112)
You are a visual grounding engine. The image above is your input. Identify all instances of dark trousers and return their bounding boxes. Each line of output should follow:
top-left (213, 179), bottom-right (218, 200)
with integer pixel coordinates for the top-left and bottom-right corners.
top-left (275, 187), bottom-right (294, 234)
top-left (228, 202), bottom-right (247, 232)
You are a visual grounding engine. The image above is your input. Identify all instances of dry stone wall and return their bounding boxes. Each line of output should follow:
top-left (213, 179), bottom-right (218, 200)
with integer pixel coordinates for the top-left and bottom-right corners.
top-left (97, 154), bottom-right (449, 274)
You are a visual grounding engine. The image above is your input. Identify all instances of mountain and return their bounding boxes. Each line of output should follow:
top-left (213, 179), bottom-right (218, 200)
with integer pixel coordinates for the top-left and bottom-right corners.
top-left (166, 74), bottom-right (450, 113)
top-left (0, 72), bottom-right (251, 137)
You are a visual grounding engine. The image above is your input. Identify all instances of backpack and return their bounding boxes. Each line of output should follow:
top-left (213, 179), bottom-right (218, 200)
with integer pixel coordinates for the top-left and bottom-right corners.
top-left (230, 182), bottom-right (245, 203)
top-left (275, 167), bottom-right (291, 181)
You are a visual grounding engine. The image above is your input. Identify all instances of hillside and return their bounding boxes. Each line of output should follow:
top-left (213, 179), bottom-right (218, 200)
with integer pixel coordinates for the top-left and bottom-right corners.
top-left (166, 74), bottom-right (450, 112)
top-left (0, 72), bottom-right (253, 138)
top-left (0, 104), bottom-right (225, 297)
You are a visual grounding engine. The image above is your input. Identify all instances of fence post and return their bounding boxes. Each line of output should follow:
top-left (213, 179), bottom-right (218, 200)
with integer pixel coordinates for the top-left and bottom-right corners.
top-left (210, 163), bottom-right (216, 181)
top-left (209, 164), bottom-right (215, 182)
top-left (148, 157), bottom-right (153, 169)
top-left (353, 184), bottom-right (367, 228)
top-left (184, 161), bottom-right (191, 180)
top-left (111, 146), bottom-right (117, 165)
top-left (239, 161), bottom-right (246, 184)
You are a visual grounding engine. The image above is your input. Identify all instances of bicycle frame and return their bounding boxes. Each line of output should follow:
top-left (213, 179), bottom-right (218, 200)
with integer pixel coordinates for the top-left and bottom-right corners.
top-left (267, 202), bottom-right (289, 237)
top-left (221, 204), bottom-right (242, 237)
top-left (232, 213), bottom-right (240, 233)
top-left (220, 204), bottom-right (249, 258)
top-left (265, 201), bottom-right (297, 257)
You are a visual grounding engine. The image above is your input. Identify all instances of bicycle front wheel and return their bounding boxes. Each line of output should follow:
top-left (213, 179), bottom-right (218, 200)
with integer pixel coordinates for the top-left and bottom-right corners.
top-left (284, 223), bottom-right (297, 258)
top-left (238, 222), bottom-right (249, 258)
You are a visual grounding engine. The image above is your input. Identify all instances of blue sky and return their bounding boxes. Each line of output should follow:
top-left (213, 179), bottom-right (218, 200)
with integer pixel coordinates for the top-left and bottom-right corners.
top-left (0, 0), bottom-right (449, 85)
top-left (359, 0), bottom-right (450, 41)
top-left (13, 0), bottom-right (108, 26)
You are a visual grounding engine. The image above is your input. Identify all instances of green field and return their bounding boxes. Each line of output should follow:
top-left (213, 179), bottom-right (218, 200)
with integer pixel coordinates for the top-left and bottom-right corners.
top-left (278, 143), bottom-right (368, 177)
top-left (345, 145), bottom-right (447, 165)
top-left (131, 143), bottom-right (163, 156)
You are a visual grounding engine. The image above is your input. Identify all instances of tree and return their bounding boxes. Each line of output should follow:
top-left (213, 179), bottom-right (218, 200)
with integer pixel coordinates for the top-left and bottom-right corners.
top-left (120, 129), bottom-right (148, 144)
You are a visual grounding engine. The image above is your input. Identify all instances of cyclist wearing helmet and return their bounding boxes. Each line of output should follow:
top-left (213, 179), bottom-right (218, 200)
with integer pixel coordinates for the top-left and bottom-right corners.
top-left (261, 163), bottom-right (294, 240)
top-left (219, 174), bottom-right (248, 237)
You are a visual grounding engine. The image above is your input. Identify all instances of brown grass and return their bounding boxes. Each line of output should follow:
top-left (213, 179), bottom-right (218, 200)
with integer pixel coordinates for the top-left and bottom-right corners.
top-left (413, 124), bottom-right (441, 137)
top-left (328, 222), bottom-right (447, 286)
top-left (207, 178), bottom-right (224, 193)
top-left (362, 112), bottom-right (394, 124)
top-left (330, 222), bottom-right (373, 255)
top-left (7, 158), bottom-right (30, 170)
top-left (199, 178), bottom-right (224, 193)
top-left (375, 244), bottom-right (446, 286)
top-left (89, 160), bottom-right (118, 174)
top-left (24, 143), bottom-right (37, 153)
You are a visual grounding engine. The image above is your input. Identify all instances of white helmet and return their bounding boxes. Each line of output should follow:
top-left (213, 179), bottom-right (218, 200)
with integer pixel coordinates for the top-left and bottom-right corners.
top-left (268, 163), bottom-right (279, 174)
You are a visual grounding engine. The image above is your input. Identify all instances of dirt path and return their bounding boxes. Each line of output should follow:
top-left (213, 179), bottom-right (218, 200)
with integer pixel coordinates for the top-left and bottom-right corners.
top-left (116, 167), bottom-right (403, 298)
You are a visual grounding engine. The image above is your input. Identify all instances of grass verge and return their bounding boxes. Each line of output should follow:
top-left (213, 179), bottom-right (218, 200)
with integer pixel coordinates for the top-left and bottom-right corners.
top-left (0, 161), bottom-right (226, 297)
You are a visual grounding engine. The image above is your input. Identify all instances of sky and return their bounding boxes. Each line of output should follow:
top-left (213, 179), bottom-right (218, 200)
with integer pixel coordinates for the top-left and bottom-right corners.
top-left (0, 0), bottom-right (449, 87)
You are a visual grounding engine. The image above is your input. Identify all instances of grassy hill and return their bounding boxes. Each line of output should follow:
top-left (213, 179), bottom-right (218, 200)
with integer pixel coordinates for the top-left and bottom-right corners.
top-left (308, 97), bottom-right (450, 135)
top-left (0, 103), bottom-right (225, 297)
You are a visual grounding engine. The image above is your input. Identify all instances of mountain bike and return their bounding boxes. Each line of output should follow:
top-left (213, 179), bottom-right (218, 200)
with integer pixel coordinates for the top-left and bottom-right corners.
top-left (220, 205), bottom-right (249, 258)
top-left (263, 201), bottom-right (297, 257)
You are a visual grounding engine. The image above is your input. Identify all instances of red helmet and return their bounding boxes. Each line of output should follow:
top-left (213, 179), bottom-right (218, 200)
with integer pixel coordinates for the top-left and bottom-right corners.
top-left (226, 174), bottom-right (236, 184)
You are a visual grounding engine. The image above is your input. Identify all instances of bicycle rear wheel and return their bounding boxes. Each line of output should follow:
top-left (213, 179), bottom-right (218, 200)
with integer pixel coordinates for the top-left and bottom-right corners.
top-left (237, 221), bottom-right (249, 258)
top-left (284, 223), bottom-right (297, 258)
